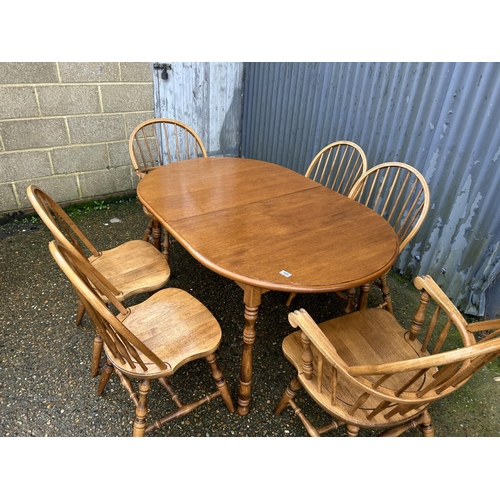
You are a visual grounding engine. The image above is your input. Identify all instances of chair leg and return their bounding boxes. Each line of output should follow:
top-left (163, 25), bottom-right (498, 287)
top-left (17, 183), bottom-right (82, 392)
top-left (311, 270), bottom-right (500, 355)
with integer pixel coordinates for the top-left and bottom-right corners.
top-left (158, 377), bottom-right (183, 407)
top-left (77, 300), bottom-right (103, 377)
top-left (76, 301), bottom-right (86, 326)
top-left (91, 334), bottom-right (103, 376)
top-left (133, 379), bottom-right (150, 437)
top-left (275, 377), bottom-right (325, 436)
top-left (288, 397), bottom-right (320, 436)
top-left (143, 220), bottom-right (152, 242)
top-left (161, 230), bottom-right (170, 264)
top-left (115, 370), bottom-right (140, 406)
top-left (379, 275), bottom-right (394, 314)
top-left (346, 424), bottom-right (360, 437)
top-left (206, 353), bottom-right (234, 412)
top-left (274, 376), bottom-right (302, 415)
top-left (151, 219), bottom-right (162, 252)
top-left (344, 288), bottom-right (357, 314)
top-left (97, 359), bottom-right (114, 395)
top-left (357, 282), bottom-right (372, 310)
top-left (418, 409), bottom-right (434, 437)
top-left (286, 292), bottom-right (297, 307)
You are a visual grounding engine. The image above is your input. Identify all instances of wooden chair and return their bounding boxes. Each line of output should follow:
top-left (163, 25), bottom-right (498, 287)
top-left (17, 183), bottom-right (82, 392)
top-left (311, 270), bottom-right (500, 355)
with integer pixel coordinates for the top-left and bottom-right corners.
top-left (347, 162), bottom-right (430, 313)
top-left (49, 240), bottom-right (234, 437)
top-left (275, 275), bottom-right (500, 437)
top-left (286, 141), bottom-right (367, 307)
top-left (27, 185), bottom-right (170, 378)
top-left (129, 118), bottom-right (208, 260)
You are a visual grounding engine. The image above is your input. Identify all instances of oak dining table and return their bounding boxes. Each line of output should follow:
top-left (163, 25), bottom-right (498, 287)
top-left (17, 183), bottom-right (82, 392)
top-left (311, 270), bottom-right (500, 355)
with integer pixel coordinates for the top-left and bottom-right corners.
top-left (137, 156), bottom-right (399, 415)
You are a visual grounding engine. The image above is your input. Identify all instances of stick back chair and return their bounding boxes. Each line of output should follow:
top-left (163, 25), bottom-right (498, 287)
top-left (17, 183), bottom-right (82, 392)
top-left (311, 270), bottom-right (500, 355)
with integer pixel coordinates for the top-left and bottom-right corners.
top-left (347, 162), bottom-right (430, 313)
top-left (286, 141), bottom-right (367, 308)
top-left (129, 118), bottom-right (208, 259)
top-left (27, 185), bottom-right (170, 378)
top-left (49, 240), bottom-right (234, 437)
top-left (275, 275), bottom-right (500, 437)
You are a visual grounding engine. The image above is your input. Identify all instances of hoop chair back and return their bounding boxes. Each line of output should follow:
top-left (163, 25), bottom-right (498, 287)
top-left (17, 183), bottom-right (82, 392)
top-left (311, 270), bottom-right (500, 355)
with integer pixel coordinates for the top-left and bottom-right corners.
top-left (348, 162), bottom-right (430, 252)
top-left (129, 118), bottom-right (208, 178)
top-left (305, 141), bottom-right (367, 196)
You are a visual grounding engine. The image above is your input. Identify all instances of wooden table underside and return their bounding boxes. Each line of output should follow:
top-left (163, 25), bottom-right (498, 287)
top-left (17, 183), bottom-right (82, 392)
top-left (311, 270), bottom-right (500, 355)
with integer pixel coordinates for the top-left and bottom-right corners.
top-left (138, 157), bottom-right (399, 415)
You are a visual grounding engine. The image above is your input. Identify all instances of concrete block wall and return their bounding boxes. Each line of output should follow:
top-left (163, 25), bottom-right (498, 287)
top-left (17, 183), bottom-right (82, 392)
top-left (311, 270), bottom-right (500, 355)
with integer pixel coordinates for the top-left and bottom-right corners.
top-left (0, 62), bottom-right (154, 215)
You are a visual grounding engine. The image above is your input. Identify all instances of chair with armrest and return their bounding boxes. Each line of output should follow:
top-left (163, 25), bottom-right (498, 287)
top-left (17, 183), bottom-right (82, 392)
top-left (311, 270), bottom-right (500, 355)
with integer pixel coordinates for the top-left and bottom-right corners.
top-left (49, 240), bottom-right (234, 436)
top-left (27, 185), bottom-right (170, 378)
top-left (129, 118), bottom-right (208, 260)
top-left (275, 274), bottom-right (500, 436)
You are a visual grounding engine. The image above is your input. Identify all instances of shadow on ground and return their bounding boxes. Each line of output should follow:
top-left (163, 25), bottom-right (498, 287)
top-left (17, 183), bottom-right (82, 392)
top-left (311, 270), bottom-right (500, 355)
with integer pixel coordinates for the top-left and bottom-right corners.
top-left (1, 197), bottom-right (499, 437)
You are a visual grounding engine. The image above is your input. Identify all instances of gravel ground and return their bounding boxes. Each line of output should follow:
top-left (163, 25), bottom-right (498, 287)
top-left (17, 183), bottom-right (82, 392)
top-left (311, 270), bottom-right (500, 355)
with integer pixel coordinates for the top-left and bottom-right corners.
top-left (1, 196), bottom-right (500, 440)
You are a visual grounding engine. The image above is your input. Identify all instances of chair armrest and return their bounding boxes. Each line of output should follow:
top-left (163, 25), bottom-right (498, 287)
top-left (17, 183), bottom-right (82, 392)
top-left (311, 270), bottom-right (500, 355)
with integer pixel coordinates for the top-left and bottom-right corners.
top-left (413, 275), bottom-right (469, 332)
top-left (467, 319), bottom-right (500, 333)
top-left (348, 338), bottom-right (500, 377)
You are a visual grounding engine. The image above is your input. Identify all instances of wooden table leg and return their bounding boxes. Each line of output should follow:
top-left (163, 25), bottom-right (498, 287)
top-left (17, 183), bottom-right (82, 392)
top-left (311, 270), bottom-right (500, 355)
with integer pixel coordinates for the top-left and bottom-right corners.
top-left (237, 285), bottom-right (262, 416)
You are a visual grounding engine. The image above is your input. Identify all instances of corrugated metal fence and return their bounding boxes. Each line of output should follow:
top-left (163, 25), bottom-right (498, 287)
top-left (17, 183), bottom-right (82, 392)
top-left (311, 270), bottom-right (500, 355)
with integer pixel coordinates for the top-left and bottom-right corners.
top-left (241, 62), bottom-right (500, 318)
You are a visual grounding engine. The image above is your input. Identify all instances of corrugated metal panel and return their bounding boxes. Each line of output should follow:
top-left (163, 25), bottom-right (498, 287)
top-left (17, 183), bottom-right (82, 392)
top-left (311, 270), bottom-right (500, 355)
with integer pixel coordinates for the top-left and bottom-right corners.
top-left (154, 62), bottom-right (244, 156)
top-left (242, 62), bottom-right (500, 318)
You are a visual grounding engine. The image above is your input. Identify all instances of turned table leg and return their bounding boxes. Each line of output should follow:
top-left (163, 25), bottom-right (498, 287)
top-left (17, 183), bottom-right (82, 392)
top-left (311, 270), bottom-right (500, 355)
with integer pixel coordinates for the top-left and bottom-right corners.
top-left (237, 285), bottom-right (262, 416)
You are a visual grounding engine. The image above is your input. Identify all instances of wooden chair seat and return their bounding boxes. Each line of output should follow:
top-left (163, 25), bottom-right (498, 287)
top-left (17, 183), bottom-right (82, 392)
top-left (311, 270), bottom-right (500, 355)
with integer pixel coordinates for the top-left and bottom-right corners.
top-left (276, 275), bottom-right (500, 436)
top-left (112, 287), bottom-right (222, 378)
top-left (49, 240), bottom-right (234, 437)
top-left (89, 239), bottom-right (170, 301)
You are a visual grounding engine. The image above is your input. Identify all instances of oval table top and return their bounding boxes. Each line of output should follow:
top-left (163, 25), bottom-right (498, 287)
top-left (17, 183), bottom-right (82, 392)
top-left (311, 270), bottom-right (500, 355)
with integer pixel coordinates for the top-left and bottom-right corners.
top-left (137, 157), bottom-right (399, 293)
